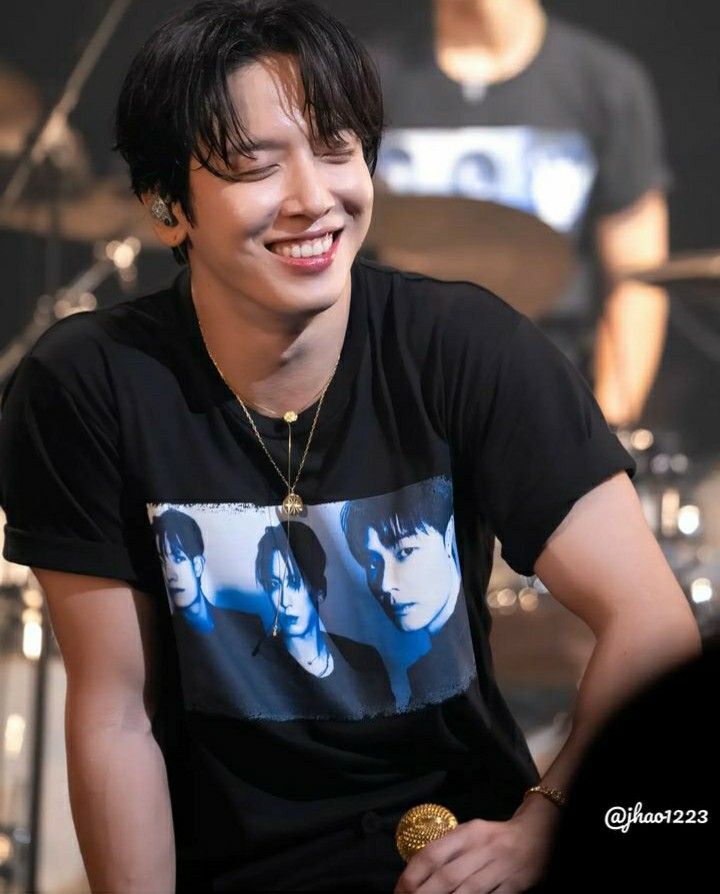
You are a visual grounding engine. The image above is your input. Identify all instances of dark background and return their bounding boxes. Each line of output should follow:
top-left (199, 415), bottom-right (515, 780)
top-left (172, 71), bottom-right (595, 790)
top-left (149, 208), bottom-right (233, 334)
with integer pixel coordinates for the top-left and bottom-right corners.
top-left (1, 0), bottom-right (719, 456)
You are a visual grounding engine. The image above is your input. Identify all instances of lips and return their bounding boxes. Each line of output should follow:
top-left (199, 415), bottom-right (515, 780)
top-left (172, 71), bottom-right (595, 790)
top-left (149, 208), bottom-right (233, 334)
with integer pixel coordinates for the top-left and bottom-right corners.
top-left (392, 602), bottom-right (416, 614)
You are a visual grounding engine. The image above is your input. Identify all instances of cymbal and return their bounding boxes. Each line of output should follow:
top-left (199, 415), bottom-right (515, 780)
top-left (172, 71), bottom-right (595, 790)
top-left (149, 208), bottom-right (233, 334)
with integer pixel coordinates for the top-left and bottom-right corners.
top-left (629, 249), bottom-right (720, 286)
top-left (0, 177), bottom-right (161, 245)
top-left (366, 192), bottom-right (575, 319)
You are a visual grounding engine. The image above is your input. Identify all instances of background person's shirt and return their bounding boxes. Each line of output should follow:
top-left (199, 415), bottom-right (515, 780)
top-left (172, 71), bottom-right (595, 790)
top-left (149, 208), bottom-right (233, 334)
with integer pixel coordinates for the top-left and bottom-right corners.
top-left (0, 258), bottom-right (635, 889)
top-left (371, 16), bottom-right (671, 374)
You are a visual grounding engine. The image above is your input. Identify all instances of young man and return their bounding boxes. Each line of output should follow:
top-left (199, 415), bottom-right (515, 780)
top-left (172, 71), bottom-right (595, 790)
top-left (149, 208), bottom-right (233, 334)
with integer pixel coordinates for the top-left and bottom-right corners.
top-left (0, 1), bottom-right (700, 892)
top-left (153, 508), bottom-right (215, 631)
top-left (340, 476), bottom-right (477, 711)
top-left (341, 477), bottom-right (461, 636)
top-left (253, 521), bottom-right (395, 713)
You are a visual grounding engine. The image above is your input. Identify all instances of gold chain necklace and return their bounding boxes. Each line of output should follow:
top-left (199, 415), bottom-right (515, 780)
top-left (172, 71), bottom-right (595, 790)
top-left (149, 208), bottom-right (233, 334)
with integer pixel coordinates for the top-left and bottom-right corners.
top-left (192, 295), bottom-right (342, 637)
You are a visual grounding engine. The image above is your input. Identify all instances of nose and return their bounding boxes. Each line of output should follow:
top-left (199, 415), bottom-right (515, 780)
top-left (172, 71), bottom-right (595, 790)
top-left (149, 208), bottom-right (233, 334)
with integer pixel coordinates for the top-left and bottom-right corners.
top-left (279, 584), bottom-right (294, 610)
top-left (281, 153), bottom-right (335, 221)
top-left (379, 558), bottom-right (400, 603)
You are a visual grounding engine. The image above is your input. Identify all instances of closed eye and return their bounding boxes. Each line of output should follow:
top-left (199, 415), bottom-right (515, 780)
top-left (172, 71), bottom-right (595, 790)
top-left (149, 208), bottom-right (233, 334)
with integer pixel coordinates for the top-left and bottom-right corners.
top-left (235, 149), bottom-right (354, 178)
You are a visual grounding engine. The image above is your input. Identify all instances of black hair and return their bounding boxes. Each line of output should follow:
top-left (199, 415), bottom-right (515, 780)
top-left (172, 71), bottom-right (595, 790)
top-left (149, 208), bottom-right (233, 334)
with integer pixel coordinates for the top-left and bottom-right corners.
top-left (152, 508), bottom-right (205, 562)
top-left (340, 476), bottom-right (454, 568)
top-left (114, 0), bottom-right (385, 264)
top-left (255, 522), bottom-right (327, 608)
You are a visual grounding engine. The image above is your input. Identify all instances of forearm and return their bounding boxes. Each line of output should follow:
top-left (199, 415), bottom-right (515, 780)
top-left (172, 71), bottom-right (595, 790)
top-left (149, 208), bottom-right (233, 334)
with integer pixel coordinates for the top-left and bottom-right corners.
top-left (520, 610), bottom-right (701, 812)
top-left (592, 281), bottom-right (669, 427)
top-left (66, 708), bottom-right (175, 893)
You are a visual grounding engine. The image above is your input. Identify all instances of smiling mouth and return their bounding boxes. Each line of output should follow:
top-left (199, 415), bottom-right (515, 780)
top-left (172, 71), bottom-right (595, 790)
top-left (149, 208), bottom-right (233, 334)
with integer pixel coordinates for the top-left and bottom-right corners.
top-left (266, 228), bottom-right (343, 255)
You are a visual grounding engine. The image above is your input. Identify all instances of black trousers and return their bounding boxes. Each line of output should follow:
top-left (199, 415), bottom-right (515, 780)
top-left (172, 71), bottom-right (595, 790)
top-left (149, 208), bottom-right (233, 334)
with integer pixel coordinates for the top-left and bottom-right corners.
top-left (178, 810), bottom-right (405, 892)
top-left (178, 808), bottom-right (550, 893)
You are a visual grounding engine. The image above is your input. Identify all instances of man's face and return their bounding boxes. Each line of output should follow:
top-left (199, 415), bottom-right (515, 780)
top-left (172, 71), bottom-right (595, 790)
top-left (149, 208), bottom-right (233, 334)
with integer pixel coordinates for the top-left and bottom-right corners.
top-left (363, 522), bottom-right (456, 632)
top-left (266, 550), bottom-right (317, 637)
top-left (161, 534), bottom-right (203, 609)
top-left (179, 52), bottom-right (373, 320)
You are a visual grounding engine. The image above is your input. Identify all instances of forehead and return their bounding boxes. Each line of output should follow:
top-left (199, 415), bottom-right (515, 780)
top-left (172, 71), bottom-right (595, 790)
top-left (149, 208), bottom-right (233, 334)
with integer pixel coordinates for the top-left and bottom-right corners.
top-left (365, 527), bottom-right (429, 553)
top-left (270, 549), bottom-right (288, 573)
top-left (228, 53), bottom-right (313, 148)
top-left (160, 531), bottom-right (187, 556)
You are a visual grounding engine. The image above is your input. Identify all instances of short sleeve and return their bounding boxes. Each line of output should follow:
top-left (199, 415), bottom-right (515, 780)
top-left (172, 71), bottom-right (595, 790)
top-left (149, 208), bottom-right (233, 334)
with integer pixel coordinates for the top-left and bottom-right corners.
top-left (593, 53), bottom-right (671, 216)
top-left (0, 351), bottom-right (160, 593)
top-left (463, 313), bottom-right (636, 576)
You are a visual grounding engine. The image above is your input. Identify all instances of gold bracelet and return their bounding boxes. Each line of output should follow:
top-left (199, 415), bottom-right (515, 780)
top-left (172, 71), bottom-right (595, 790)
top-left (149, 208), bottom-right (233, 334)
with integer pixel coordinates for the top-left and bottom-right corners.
top-left (524, 784), bottom-right (567, 810)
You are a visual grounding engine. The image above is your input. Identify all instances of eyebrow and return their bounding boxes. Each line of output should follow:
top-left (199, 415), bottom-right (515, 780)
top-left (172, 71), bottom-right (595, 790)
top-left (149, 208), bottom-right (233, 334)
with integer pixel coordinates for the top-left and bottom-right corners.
top-left (245, 139), bottom-right (287, 152)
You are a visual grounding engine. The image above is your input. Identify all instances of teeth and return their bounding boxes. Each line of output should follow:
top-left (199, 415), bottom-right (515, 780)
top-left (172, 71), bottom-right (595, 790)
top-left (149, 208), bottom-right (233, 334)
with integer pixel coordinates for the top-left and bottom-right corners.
top-left (272, 232), bottom-right (334, 258)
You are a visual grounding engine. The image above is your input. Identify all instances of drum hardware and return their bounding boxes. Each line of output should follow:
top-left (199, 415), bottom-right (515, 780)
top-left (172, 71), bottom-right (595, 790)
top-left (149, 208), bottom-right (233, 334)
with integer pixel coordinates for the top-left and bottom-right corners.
top-left (628, 248), bottom-right (720, 286)
top-left (0, 235), bottom-right (142, 389)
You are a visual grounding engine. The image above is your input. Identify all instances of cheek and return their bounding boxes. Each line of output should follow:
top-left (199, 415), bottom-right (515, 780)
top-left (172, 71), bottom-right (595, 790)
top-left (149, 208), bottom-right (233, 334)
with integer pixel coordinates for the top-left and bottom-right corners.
top-left (347, 165), bottom-right (374, 208)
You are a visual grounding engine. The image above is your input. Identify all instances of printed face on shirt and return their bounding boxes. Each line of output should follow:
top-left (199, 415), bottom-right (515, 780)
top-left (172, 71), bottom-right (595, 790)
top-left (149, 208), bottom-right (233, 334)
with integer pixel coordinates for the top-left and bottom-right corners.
top-left (159, 533), bottom-right (205, 609)
top-left (168, 52), bottom-right (373, 322)
top-left (264, 549), bottom-right (320, 638)
top-left (363, 521), bottom-right (457, 632)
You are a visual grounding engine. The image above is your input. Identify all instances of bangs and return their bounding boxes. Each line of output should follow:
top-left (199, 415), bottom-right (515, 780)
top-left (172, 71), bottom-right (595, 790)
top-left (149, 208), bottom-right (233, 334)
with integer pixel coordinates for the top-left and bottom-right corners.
top-left (186, 4), bottom-right (383, 180)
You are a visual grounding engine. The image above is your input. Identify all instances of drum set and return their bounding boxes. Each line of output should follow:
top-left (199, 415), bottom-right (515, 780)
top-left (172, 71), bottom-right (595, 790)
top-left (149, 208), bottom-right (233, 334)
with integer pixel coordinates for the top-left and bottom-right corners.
top-left (1, 42), bottom-right (720, 894)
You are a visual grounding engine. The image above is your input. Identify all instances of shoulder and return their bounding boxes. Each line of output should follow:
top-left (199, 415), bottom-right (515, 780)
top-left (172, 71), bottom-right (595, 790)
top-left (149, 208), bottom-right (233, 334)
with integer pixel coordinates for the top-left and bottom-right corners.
top-left (5, 279), bottom-right (179, 403)
top-left (355, 256), bottom-right (522, 355)
top-left (328, 630), bottom-right (385, 670)
top-left (549, 16), bottom-right (655, 98)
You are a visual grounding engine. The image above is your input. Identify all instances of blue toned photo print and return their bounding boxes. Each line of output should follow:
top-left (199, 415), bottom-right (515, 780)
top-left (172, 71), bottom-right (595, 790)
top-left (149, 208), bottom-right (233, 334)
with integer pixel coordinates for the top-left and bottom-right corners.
top-left (252, 521), bottom-right (394, 717)
top-left (147, 478), bottom-right (476, 721)
top-left (340, 476), bottom-right (477, 708)
top-left (151, 508), bottom-right (214, 632)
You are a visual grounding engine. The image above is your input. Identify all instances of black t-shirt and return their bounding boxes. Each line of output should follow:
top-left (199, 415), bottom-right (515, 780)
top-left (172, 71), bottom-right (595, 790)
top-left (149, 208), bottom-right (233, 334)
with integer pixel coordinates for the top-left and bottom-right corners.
top-left (0, 258), bottom-right (636, 888)
top-left (372, 16), bottom-right (670, 340)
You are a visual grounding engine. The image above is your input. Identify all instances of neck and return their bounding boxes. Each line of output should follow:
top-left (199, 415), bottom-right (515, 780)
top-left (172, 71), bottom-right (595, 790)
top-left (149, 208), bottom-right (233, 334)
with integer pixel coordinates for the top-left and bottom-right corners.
top-left (433, 0), bottom-right (546, 85)
top-left (427, 567), bottom-right (461, 635)
top-left (190, 264), bottom-right (351, 417)
top-left (283, 619), bottom-right (327, 664)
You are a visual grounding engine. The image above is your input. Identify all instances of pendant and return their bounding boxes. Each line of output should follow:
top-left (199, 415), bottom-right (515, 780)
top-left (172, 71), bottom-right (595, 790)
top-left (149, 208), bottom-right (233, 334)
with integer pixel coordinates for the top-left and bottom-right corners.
top-left (282, 491), bottom-right (304, 515)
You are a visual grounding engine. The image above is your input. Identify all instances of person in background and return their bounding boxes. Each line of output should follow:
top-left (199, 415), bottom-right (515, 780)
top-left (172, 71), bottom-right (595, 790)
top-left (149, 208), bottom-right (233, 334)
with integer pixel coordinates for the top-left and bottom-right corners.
top-left (373, 0), bottom-right (671, 430)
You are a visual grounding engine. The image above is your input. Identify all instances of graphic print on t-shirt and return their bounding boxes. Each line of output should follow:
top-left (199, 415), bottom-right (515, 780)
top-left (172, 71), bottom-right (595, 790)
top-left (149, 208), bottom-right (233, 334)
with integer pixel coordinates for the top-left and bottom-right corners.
top-left (147, 475), bottom-right (477, 721)
top-left (377, 126), bottom-right (597, 234)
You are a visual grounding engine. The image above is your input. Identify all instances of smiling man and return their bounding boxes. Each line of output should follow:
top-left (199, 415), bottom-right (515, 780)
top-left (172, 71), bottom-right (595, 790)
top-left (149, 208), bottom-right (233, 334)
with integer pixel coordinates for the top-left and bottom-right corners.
top-left (0, 1), bottom-right (701, 893)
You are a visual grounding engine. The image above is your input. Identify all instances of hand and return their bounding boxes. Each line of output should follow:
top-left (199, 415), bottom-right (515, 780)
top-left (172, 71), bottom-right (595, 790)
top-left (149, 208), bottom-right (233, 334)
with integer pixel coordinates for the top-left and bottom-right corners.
top-left (393, 798), bottom-right (559, 894)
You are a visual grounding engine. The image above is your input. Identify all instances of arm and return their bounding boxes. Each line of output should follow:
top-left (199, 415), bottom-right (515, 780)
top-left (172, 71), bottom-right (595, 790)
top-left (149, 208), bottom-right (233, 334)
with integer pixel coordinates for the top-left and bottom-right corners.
top-left (34, 568), bottom-right (175, 893)
top-left (592, 189), bottom-right (670, 427)
top-left (513, 469), bottom-right (701, 827)
top-left (395, 471), bottom-right (701, 893)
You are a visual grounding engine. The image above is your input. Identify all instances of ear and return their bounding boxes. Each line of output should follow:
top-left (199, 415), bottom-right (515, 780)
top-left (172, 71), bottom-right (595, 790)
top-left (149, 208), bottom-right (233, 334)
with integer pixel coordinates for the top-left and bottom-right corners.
top-left (141, 192), bottom-right (190, 248)
top-left (192, 554), bottom-right (206, 579)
